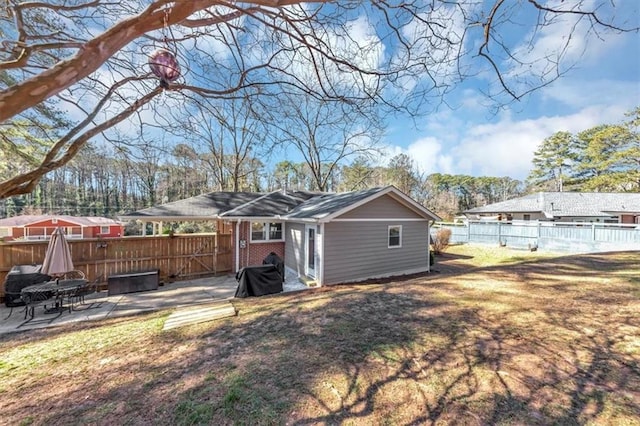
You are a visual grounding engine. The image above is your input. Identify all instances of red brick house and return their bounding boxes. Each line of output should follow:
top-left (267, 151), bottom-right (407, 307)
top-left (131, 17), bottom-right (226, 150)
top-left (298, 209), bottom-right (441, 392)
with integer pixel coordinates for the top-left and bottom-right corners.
top-left (0, 215), bottom-right (124, 241)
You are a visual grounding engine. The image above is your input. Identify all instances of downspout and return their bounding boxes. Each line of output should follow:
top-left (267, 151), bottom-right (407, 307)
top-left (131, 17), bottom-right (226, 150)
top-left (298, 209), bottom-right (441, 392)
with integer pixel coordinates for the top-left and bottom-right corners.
top-left (235, 220), bottom-right (240, 273)
top-left (318, 222), bottom-right (324, 287)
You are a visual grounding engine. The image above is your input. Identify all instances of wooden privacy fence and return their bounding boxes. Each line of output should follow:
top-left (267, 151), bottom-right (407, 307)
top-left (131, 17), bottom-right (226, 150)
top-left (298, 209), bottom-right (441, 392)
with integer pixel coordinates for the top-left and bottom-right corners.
top-left (0, 233), bottom-right (232, 298)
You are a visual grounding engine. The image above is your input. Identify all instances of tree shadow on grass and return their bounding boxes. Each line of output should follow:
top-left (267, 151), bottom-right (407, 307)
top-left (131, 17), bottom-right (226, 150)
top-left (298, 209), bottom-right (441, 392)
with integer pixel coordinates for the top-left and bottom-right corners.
top-left (1, 252), bottom-right (638, 425)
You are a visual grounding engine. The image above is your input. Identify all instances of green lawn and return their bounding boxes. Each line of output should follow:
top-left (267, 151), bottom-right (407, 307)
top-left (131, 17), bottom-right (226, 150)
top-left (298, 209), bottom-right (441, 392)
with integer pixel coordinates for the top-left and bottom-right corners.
top-left (1, 245), bottom-right (638, 425)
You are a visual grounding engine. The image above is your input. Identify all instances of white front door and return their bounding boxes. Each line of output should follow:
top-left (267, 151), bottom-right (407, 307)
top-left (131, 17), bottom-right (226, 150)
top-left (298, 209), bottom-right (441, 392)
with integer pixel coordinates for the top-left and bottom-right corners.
top-left (305, 225), bottom-right (316, 278)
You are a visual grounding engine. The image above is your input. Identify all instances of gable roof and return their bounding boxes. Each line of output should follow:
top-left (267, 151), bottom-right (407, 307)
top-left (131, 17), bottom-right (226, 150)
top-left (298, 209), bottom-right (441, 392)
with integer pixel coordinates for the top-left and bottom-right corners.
top-left (284, 187), bottom-right (383, 220)
top-left (0, 215), bottom-right (123, 227)
top-left (465, 192), bottom-right (640, 218)
top-left (120, 192), bottom-right (265, 220)
top-left (285, 186), bottom-right (441, 222)
top-left (119, 186), bottom-right (440, 222)
top-left (221, 190), bottom-right (321, 218)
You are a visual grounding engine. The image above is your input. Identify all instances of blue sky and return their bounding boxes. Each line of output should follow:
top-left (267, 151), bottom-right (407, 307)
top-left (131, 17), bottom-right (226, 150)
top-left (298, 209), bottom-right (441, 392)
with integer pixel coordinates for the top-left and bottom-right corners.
top-left (381, 7), bottom-right (640, 181)
top-left (71, 1), bottom-right (639, 185)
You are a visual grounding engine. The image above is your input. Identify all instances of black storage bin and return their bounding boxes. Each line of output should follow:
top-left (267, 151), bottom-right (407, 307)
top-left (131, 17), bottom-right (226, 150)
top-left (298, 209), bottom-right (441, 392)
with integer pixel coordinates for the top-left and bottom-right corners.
top-left (108, 270), bottom-right (159, 296)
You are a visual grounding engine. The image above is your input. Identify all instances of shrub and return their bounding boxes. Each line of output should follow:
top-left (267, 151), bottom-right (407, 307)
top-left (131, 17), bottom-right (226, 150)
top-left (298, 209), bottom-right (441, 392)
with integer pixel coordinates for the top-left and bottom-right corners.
top-left (432, 228), bottom-right (452, 254)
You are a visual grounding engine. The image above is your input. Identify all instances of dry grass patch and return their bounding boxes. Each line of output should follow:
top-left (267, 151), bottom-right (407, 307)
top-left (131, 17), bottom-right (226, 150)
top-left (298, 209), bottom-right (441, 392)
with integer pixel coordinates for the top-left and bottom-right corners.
top-left (1, 245), bottom-right (638, 425)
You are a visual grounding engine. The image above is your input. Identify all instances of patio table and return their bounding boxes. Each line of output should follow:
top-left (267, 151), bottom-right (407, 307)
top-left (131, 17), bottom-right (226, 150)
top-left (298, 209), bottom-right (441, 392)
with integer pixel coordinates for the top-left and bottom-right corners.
top-left (21, 279), bottom-right (88, 315)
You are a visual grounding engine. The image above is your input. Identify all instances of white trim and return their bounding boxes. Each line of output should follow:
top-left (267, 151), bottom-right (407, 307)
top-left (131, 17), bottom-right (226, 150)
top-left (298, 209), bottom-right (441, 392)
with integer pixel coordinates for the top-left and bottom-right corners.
top-left (249, 221), bottom-right (285, 243)
top-left (305, 224), bottom-right (317, 279)
top-left (318, 223), bottom-right (324, 286)
top-left (388, 225), bottom-right (402, 248)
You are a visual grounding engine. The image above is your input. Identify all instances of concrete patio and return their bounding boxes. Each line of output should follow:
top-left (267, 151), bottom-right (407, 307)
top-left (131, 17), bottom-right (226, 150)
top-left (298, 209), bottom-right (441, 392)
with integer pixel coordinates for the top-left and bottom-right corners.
top-left (0, 272), bottom-right (309, 336)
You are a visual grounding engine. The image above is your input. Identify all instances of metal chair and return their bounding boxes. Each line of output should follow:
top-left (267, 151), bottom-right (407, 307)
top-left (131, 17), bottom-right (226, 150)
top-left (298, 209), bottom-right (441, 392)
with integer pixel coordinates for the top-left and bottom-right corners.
top-left (21, 287), bottom-right (55, 320)
top-left (67, 274), bottom-right (103, 311)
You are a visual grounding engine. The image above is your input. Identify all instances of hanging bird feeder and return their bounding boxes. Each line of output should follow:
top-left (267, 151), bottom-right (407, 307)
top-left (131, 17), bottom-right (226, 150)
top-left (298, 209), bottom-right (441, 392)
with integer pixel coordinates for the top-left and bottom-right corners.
top-left (148, 48), bottom-right (180, 88)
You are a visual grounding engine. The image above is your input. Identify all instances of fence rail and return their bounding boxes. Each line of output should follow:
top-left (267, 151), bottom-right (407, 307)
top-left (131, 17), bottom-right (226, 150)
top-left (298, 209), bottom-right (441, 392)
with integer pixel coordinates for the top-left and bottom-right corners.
top-left (432, 221), bottom-right (640, 253)
top-left (0, 233), bottom-right (232, 298)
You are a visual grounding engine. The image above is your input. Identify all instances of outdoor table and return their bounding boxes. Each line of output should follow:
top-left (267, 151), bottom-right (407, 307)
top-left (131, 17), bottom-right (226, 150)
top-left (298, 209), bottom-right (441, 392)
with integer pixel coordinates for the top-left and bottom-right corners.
top-left (21, 279), bottom-right (88, 315)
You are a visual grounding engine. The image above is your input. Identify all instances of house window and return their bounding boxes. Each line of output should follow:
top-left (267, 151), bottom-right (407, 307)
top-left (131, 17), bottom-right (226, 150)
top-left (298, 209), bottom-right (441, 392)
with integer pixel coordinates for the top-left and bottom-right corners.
top-left (523, 214), bottom-right (531, 221)
top-left (251, 222), bottom-right (283, 242)
top-left (100, 226), bottom-right (110, 234)
top-left (388, 225), bottom-right (402, 248)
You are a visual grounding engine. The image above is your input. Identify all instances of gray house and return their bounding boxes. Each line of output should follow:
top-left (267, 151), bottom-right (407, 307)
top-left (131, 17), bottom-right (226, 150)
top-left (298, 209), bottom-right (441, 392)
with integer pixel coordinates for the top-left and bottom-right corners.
top-left (465, 192), bottom-right (640, 224)
top-left (121, 186), bottom-right (441, 286)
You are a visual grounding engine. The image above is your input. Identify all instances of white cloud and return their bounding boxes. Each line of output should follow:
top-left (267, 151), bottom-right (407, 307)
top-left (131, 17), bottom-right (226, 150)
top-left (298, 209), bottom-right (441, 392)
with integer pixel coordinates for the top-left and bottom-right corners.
top-left (385, 102), bottom-right (634, 181)
top-left (444, 105), bottom-right (631, 179)
top-left (540, 78), bottom-right (640, 110)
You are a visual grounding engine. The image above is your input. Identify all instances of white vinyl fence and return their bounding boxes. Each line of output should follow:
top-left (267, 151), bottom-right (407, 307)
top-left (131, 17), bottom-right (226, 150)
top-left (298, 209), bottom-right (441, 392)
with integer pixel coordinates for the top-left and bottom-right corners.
top-left (432, 221), bottom-right (640, 253)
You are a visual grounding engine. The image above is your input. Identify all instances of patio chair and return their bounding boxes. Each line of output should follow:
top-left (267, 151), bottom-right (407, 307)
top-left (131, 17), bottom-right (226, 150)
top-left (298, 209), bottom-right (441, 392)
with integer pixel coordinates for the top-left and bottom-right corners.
top-left (67, 274), bottom-right (104, 311)
top-left (21, 287), bottom-right (55, 320)
top-left (62, 270), bottom-right (86, 280)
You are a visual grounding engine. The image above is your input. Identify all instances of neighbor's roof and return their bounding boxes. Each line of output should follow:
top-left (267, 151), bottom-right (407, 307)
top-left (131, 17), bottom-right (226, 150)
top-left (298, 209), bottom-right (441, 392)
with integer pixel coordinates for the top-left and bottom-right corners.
top-left (0, 215), bottom-right (123, 227)
top-left (465, 192), bottom-right (640, 217)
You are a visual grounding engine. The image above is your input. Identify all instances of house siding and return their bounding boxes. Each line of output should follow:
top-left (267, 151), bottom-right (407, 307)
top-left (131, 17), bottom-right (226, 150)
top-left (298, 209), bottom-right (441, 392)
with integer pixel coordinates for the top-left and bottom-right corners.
top-left (323, 220), bottom-right (429, 285)
top-left (338, 194), bottom-right (424, 219)
top-left (284, 222), bottom-right (306, 277)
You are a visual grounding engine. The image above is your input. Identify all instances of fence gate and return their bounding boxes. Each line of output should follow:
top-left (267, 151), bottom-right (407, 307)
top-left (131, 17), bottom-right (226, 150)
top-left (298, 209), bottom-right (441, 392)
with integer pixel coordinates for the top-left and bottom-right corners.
top-left (169, 234), bottom-right (232, 280)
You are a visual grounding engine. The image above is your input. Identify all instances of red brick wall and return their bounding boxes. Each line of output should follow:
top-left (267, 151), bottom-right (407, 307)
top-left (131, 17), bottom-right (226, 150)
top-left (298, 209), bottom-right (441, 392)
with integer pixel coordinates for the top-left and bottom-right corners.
top-left (236, 221), bottom-right (285, 270)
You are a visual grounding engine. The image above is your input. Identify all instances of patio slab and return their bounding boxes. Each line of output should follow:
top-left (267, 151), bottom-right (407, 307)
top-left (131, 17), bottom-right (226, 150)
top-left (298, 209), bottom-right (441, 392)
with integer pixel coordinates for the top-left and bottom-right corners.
top-left (0, 272), bottom-right (308, 336)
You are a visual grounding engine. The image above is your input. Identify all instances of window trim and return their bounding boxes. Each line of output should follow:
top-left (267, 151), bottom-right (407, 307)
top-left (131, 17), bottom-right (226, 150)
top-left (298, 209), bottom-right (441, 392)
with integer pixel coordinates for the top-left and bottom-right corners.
top-left (100, 226), bottom-right (110, 234)
top-left (250, 222), bottom-right (284, 243)
top-left (388, 225), bottom-right (402, 248)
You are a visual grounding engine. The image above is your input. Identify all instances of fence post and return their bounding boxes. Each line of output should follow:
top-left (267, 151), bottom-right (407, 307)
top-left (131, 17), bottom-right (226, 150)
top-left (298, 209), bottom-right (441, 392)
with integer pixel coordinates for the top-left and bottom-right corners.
top-left (592, 223), bottom-right (596, 241)
top-left (467, 222), bottom-right (471, 242)
top-left (498, 222), bottom-right (502, 245)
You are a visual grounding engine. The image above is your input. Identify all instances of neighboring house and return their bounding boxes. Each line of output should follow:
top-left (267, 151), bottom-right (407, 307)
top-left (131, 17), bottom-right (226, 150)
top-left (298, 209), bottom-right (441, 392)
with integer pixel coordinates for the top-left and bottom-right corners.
top-left (120, 186), bottom-right (441, 286)
top-left (464, 192), bottom-right (640, 224)
top-left (0, 215), bottom-right (125, 241)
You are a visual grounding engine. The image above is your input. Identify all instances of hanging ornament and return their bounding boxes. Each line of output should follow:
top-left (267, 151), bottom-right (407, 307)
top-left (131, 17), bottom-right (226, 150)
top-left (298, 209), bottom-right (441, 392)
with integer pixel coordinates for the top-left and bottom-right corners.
top-left (149, 48), bottom-right (180, 89)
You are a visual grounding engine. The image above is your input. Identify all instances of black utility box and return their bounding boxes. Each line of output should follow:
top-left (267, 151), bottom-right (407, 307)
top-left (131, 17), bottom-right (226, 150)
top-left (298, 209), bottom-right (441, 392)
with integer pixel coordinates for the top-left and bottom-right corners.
top-left (108, 270), bottom-right (159, 296)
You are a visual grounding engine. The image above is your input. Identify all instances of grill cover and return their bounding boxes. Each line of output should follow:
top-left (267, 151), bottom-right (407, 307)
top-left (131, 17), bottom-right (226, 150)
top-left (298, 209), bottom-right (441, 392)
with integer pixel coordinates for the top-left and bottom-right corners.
top-left (262, 252), bottom-right (284, 283)
top-left (234, 265), bottom-right (283, 298)
top-left (3, 264), bottom-right (51, 307)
